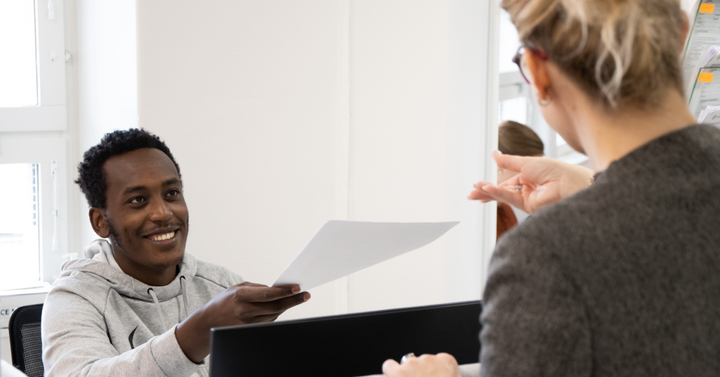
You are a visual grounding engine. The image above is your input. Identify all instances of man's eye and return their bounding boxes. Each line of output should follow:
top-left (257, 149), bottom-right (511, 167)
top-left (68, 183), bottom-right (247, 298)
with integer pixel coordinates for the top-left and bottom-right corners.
top-left (129, 197), bottom-right (146, 204)
top-left (167, 189), bottom-right (180, 197)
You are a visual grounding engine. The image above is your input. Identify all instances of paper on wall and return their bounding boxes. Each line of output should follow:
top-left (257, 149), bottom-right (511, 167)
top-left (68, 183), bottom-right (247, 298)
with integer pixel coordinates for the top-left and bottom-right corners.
top-left (689, 67), bottom-right (720, 118)
top-left (685, 44), bottom-right (720, 99)
top-left (273, 220), bottom-right (459, 291)
top-left (698, 104), bottom-right (720, 126)
top-left (682, 0), bottom-right (720, 95)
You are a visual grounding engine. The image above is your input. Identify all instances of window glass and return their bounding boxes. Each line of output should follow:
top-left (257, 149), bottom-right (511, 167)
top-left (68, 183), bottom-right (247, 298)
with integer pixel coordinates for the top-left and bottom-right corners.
top-left (0, 0), bottom-right (38, 107)
top-left (556, 133), bottom-right (568, 147)
top-left (499, 96), bottom-right (528, 124)
top-left (0, 163), bottom-right (41, 289)
top-left (498, 9), bottom-right (521, 74)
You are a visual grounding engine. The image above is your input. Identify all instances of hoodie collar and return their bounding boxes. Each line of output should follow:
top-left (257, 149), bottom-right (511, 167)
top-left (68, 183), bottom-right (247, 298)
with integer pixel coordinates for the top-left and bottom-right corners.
top-left (62, 239), bottom-right (198, 302)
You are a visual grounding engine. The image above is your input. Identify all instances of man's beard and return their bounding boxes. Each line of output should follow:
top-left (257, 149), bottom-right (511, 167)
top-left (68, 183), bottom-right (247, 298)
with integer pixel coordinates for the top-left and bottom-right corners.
top-left (106, 219), bottom-right (126, 255)
top-left (104, 215), bottom-right (190, 262)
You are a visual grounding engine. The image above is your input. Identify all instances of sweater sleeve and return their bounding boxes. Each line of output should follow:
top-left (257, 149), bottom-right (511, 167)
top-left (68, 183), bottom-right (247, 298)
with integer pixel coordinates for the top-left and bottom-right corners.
top-left (42, 288), bottom-right (202, 377)
top-left (479, 235), bottom-right (592, 377)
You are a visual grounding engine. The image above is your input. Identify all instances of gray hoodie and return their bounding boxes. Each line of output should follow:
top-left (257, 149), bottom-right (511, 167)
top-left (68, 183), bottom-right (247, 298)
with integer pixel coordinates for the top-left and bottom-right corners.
top-left (42, 239), bottom-right (243, 377)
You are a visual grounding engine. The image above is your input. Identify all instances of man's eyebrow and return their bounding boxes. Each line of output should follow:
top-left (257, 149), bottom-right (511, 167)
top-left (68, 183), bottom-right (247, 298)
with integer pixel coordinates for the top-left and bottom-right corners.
top-left (163, 178), bottom-right (182, 186)
top-left (123, 185), bottom-right (147, 195)
top-left (122, 178), bottom-right (181, 195)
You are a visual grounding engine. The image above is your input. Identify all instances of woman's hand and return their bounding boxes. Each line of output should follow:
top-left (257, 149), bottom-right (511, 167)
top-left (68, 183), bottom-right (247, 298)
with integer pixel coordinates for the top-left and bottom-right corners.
top-left (382, 353), bottom-right (461, 377)
top-left (469, 151), bottom-right (594, 214)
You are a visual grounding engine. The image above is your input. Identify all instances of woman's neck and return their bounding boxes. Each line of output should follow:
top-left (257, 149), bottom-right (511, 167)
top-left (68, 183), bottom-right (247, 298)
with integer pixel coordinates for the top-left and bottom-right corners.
top-left (575, 90), bottom-right (697, 171)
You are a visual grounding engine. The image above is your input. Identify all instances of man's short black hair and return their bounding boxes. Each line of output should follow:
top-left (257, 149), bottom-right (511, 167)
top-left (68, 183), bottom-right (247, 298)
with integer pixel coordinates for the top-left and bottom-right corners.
top-left (76, 128), bottom-right (181, 209)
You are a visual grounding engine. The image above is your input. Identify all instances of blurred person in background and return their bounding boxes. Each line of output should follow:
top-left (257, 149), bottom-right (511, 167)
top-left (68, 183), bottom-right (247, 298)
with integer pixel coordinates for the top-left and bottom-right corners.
top-left (495, 120), bottom-right (544, 239)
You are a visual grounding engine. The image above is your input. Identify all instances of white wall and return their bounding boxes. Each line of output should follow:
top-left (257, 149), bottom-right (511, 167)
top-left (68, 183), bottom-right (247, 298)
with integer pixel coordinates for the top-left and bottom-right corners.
top-left (345, 0), bottom-right (495, 312)
top-left (72, 0), bottom-right (496, 320)
top-left (74, 0), bottom-right (138, 248)
top-left (135, 0), bottom-right (348, 319)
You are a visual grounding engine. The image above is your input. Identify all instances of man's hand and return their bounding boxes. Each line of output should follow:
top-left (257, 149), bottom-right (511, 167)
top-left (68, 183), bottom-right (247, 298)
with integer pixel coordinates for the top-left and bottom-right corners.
top-left (468, 151), bottom-right (594, 214)
top-left (175, 282), bottom-right (309, 363)
top-left (382, 353), bottom-right (461, 377)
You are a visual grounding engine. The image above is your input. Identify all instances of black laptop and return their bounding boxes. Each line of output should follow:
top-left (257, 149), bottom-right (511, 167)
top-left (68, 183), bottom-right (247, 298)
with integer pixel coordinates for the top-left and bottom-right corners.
top-left (209, 300), bottom-right (482, 377)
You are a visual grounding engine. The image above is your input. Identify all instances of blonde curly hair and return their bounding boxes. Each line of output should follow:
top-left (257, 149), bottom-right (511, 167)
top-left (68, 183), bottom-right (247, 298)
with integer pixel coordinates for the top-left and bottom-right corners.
top-left (502, 0), bottom-right (686, 109)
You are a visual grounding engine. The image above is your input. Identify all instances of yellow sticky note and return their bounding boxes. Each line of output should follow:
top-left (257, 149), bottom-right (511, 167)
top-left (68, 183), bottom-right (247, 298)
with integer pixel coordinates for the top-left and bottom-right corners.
top-left (699, 72), bottom-right (715, 83)
top-left (700, 3), bottom-right (715, 13)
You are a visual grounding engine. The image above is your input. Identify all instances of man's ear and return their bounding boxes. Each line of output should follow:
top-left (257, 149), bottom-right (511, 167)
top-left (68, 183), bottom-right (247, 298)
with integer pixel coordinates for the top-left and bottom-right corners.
top-left (89, 208), bottom-right (110, 238)
top-left (525, 50), bottom-right (552, 102)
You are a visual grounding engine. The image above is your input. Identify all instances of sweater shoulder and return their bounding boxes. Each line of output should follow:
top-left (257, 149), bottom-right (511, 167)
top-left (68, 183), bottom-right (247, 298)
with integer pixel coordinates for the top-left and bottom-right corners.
top-left (47, 268), bottom-right (113, 308)
top-left (194, 259), bottom-right (244, 289)
top-left (497, 190), bottom-right (598, 259)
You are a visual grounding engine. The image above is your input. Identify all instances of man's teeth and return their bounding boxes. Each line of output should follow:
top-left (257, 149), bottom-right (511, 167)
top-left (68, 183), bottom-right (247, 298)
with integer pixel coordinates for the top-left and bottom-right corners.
top-left (149, 231), bottom-right (175, 241)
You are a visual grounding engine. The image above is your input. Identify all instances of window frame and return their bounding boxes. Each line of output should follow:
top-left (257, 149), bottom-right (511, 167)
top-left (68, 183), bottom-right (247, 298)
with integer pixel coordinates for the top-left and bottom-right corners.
top-left (0, 136), bottom-right (68, 289)
top-left (499, 71), bottom-right (527, 102)
top-left (0, 0), bottom-right (66, 132)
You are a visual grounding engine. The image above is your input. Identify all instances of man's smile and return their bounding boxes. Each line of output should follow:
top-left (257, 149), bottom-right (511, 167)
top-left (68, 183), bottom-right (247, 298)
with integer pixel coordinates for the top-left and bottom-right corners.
top-left (145, 229), bottom-right (179, 242)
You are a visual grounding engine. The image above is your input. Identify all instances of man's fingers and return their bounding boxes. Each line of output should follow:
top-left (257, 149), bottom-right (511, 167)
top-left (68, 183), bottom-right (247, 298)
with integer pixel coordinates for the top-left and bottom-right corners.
top-left (251, 313), bottom-right (282, 323)
top-left (267, 291), bottom-right (310, 314)
top-left (236, 284), bottom-right (302, 302)
top-left (238, 282), bottom-right (267, 288)
top-left (236, 293), bottom-right (309, 322)
top-left (242, 291), bottom-right (310, 318)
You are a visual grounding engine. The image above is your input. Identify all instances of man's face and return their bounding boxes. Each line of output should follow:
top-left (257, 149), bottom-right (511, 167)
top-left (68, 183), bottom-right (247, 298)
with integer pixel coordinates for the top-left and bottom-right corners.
top-left (91, 148), bottom-right (189, 285)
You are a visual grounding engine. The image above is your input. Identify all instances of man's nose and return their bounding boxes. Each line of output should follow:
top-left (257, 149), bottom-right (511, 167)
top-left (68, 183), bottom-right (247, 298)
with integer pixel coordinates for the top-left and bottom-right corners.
top-left (148, 197), bottom-right (172, 222)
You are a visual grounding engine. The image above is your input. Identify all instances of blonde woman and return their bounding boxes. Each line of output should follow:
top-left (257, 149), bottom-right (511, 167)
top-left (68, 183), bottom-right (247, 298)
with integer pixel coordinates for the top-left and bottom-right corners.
top-left (383, 0), bottom-right (720, 376)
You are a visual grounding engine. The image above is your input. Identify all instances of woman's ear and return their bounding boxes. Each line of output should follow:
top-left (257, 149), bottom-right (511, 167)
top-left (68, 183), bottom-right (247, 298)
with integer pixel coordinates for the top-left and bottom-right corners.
top-left (89, 208), bottom-right (110, 238)
top-left (525, 50), bottom-right (552, 102)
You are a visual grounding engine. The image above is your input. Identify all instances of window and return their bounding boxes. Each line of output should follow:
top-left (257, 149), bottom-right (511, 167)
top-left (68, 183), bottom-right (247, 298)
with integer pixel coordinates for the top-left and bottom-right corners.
top-left (0, 0), bottom-right (68, 291)
top-left (0, 137), bottom-right (67, 290)
top-left (0, 164), bottom-right (41, 289)
top-left (0, 0), bottom-right (67, 131)
top-left (0, 0), bottom-right (38, 107)
top-left (499, 71), bottom-right (529, 125)
top-left (498, 10), bottom-right (528, 125)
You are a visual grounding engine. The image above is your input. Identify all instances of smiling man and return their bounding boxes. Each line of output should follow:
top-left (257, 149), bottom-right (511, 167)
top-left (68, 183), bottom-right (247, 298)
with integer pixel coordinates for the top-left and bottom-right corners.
top-left (41, 129), bottom-right (309, 377)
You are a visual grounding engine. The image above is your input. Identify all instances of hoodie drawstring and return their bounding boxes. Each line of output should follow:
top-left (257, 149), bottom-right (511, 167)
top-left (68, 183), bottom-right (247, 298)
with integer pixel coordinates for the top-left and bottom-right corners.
top-left (147, 288), bottom-right (168, 326)
top-left (180, 276), bottom-right (190, 320)
top-left (147, 277), bottom-right (189, 327)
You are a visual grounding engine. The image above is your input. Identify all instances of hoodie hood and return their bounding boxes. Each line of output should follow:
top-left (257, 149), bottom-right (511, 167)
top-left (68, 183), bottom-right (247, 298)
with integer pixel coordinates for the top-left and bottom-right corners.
top-left (43, 240), bottom-right (242, 377)
top-left (60, 239), bottom-right (198, 302)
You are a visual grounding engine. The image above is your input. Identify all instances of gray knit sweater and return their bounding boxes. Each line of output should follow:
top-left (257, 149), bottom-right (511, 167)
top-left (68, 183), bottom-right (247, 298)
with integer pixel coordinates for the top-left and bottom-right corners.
top-left (480, 124), bottom-right (720, 376)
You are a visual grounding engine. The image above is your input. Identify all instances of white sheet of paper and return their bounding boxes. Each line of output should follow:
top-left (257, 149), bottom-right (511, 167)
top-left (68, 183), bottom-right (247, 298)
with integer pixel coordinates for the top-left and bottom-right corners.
top-left (273, 220), bottom-right (459, 290)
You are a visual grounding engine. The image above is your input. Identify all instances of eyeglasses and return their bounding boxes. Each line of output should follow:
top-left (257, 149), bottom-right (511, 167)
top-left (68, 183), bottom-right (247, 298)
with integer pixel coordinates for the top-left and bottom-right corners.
top-left (512, 45), bottom-right (548, 85)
